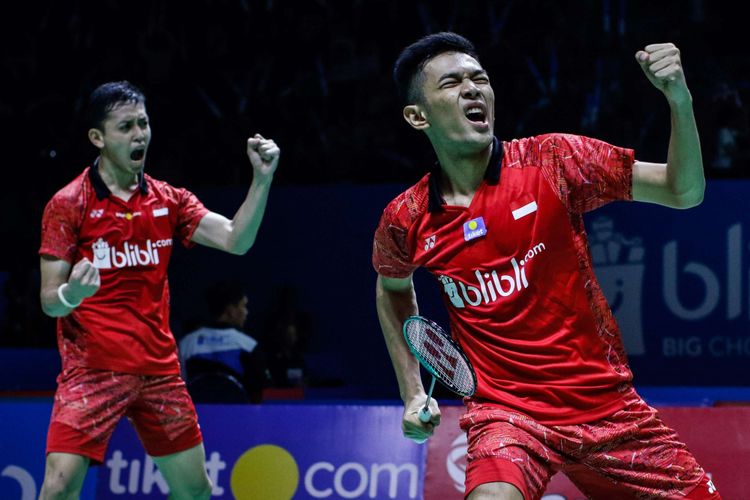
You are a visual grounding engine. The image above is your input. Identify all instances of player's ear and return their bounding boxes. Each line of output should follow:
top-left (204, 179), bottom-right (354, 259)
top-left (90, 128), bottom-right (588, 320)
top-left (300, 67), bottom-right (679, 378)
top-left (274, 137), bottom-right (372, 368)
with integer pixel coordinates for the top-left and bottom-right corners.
top-left (88, 128), bottom-right (105, 149)
top-left (403, 105), bottom-right (429, 131)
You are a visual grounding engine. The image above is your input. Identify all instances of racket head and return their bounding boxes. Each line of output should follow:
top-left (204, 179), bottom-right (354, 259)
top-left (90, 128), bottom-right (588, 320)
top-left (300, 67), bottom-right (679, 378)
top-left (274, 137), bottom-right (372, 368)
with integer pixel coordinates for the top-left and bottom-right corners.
top-left (402, 315), bottom-right (476, 397)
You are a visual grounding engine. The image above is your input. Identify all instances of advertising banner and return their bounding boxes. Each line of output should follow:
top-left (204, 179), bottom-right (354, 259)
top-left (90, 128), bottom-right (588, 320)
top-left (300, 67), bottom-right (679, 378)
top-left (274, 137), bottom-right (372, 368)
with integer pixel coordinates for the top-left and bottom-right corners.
top-left (585, 181), bottom-right (750, 385)
top-left (96, 404), bottom-right (426, 499)
top-left (2, 401), bottom-right (748, 499)
top-left (425, 405), bottom-right (750, 499)
top-left (0, 401), bottom-right (98, 500)
top-left (0, 401), bottom-right (52, 500)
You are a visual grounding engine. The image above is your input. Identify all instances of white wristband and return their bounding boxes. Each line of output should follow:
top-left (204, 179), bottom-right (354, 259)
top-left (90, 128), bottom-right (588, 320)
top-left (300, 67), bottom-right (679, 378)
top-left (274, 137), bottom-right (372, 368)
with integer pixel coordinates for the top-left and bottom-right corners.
top-left (57, 283), bottom-right (82, 309)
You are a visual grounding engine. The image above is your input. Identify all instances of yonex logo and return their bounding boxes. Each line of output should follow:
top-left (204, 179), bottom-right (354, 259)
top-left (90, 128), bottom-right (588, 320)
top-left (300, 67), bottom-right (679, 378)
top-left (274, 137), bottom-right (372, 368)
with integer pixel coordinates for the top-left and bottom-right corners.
top-left (422, 330), bottom-right (459, 380)
top-left (90, 209), bottom-right (104, 218)
top-left (424, 235), bottom-right (436, 251)
top-left (706, 477), bottom-right (717, 494)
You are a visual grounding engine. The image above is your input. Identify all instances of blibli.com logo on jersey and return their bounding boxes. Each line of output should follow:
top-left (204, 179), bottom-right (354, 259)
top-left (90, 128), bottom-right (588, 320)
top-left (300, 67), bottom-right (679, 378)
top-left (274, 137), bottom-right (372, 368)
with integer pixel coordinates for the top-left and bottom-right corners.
top-left (92, 237), bottom-right (172, 269)
top-left (439, 243), bottom-right (547, 308)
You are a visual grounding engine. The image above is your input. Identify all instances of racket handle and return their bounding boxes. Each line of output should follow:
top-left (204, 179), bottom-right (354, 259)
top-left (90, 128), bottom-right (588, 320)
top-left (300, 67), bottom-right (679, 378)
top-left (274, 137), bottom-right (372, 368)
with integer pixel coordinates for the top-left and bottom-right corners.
top-left (418, 405), bottom-right (432, 423)
top-left (411, 407), bottom-right (431, 444)
top-left (411, 376), bottom-right (435, 443)
top-left (420, 377), bottom-right (436, 424)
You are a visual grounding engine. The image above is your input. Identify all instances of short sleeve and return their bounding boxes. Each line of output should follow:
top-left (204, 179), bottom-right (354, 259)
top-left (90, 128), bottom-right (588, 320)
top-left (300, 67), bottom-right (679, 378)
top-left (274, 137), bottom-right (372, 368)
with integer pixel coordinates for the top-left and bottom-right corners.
top-left (39, 194), bottom-right (82, 263)
top-left (174, 188), bottom-right (209, 247)
top-left (538, 133), bottom-right (634, 213)
top-left (372, 201), bottom-right (417, 279)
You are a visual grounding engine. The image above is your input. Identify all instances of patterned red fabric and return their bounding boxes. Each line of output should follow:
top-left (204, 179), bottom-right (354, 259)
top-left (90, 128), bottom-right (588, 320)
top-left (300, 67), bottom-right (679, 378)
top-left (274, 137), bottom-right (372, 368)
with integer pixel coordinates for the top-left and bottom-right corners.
top-left (460, 390), bottom-right (721, 500)
top-left (372, 181), bottom-right (430, 278)
top-left (47, 367), bottom-right (202, 462)
top-left (373, 134), bottom-right (636, 424)
top-left (40, 166), bottom-right (208, 375)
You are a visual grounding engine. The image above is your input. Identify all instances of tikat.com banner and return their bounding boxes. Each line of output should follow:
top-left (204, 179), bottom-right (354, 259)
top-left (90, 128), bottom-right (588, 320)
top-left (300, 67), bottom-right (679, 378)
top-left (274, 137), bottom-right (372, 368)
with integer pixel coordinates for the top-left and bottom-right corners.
top-left (425, 405), bottom-right (750, 499)
top-left (96, 404), bottom-right (426, 499)
top-left (2, 401), bottom-right (748, 499)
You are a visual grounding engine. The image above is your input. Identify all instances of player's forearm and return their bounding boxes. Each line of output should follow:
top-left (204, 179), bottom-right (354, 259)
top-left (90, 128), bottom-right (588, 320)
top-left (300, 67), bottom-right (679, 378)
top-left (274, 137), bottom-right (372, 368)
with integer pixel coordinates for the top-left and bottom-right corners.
top-left (375, 278), bottom-right (425, 403)
top-left (40, 283), bottom-right (79, 318)
top-left (225, 176), bottom-right (273, 255)
top-left (665, 93), bottom-right (705, 208)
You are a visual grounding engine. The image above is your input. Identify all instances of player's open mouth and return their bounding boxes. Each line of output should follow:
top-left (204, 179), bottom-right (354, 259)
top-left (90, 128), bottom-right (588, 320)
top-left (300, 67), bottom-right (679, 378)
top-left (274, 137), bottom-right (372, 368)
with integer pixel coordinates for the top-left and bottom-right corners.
top-left (465, 106), bottom-right (487, 123)
top-left (463, 103), bottom-right (489, 129)
top-left (130, 148), bottom-right (145, 161)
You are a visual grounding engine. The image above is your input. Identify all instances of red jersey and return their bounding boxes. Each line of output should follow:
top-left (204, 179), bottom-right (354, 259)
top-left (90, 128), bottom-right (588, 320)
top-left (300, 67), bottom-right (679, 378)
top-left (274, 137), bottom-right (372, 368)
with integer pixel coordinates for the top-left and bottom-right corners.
top-left (39, 164), bottom-right (208, 375)
top-left (373, 134), bottom-right (636, 425)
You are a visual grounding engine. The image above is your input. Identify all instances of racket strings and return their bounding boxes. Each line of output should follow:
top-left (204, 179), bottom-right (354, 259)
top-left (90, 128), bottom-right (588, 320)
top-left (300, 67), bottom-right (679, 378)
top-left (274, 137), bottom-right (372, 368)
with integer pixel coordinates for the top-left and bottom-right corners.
top-left (405, 322), bottom-right (475, 396)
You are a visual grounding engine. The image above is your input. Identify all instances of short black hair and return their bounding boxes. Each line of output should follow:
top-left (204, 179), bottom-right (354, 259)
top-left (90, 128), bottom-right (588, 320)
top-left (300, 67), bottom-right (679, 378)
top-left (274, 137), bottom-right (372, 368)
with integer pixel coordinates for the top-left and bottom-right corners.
top-left (85, 80), bottom-right (146, 130)
top-left (205, 280), bottom-right (247, 318)
top-left (393, 32), bottom-right (479, 105)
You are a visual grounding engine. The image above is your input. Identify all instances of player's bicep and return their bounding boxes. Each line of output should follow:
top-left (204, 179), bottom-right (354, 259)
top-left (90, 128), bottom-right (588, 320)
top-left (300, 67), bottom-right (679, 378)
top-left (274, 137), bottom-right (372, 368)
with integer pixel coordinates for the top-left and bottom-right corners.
top-left (376, 274), bottom-right (418, 323)
top-left (190, 211), bottom-right (233, 250)
top-left (378, 274), bottom-right (414, 293)
top-left (632, 160), bottom-right (682, 206)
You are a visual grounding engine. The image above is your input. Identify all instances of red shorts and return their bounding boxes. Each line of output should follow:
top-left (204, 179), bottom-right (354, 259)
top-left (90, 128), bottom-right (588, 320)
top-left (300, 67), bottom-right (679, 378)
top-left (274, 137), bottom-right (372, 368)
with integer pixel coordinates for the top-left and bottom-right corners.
top-left (47, 366), bottom-right (203, 464)
top-left (459, 390), bottom-right (722, 499)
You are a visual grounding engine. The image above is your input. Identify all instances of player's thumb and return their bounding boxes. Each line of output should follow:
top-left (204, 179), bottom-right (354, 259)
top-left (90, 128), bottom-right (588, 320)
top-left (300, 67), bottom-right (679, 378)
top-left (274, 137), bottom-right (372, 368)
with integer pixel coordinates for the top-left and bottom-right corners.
top-left (635, 50), bottom-right (649, 68)
top-left (635, 51), bottom-right (656, 82)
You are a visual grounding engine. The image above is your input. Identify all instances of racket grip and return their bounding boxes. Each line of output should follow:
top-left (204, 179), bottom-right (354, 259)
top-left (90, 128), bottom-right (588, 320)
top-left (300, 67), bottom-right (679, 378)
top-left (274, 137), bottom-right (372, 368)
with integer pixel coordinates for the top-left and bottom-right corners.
top-left (418, 406), bottom-right (432, 423)
top-left (411, 407), bottom-right (432, 443)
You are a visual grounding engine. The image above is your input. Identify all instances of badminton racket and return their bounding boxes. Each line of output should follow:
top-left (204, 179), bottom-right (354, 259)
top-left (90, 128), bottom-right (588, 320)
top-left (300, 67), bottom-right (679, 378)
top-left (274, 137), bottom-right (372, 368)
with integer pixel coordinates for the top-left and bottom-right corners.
top-left (402, 315), bottom-right (476, 442)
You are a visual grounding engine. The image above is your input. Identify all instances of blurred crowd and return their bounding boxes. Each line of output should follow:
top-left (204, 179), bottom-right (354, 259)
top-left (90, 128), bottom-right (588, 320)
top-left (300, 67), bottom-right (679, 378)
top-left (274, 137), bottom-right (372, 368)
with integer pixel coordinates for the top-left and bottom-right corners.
top-left (1, 0), bottom-right (748, 348)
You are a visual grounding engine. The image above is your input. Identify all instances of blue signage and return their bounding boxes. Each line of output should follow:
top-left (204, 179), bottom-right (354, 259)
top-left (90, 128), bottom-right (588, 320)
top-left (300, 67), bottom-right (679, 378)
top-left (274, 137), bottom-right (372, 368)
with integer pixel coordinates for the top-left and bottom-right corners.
top-left (0, 401), bottom-right (97, 500)
top-left (1, 402), bottom-right (424, 500)
top-left (96, 404), bottom-right (426, 499)
top-left (586, 180), bottom-right (750, 385)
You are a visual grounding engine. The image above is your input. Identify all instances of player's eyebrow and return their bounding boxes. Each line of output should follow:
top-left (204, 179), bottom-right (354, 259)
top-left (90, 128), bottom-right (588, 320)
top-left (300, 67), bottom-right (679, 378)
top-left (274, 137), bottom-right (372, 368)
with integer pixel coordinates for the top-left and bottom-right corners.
top-left (437, 68), bottom-right (488, 83)
top-left (117, 114), bottom-right (147, 126)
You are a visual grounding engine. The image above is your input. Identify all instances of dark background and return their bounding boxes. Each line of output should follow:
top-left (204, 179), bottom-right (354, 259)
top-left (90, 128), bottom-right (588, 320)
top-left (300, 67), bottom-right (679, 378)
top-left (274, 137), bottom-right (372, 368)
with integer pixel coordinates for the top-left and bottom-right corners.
top-left (1, 0), bottom-right (747, 397)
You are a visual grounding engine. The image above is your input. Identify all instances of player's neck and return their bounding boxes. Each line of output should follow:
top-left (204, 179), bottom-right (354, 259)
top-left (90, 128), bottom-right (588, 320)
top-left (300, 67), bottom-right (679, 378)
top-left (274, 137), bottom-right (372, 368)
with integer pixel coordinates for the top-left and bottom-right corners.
top-left (434, 142), bottom-right (492, 203)
top-left (98, 158), bottom-right (141, 201)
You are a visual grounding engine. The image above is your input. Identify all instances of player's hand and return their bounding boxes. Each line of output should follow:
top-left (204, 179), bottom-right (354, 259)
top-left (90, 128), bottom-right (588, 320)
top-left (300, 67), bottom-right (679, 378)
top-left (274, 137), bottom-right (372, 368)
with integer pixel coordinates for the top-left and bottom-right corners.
top-left (247, 134), bottom-right (280, 181)
top-left (635, 43), bottom-right (690, 104)
top-left (402, 394), bottom-right (441, 443)
top-left (66, 258), bottom-right (101, 302)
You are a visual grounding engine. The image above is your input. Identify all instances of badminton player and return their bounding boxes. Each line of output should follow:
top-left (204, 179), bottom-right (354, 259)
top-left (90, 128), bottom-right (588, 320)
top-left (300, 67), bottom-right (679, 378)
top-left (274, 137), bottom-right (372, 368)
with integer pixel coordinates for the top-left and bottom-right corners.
top-left (37, 81), bottom-right (279, 499)
top-left (373, 33), bottom-right (720, 499)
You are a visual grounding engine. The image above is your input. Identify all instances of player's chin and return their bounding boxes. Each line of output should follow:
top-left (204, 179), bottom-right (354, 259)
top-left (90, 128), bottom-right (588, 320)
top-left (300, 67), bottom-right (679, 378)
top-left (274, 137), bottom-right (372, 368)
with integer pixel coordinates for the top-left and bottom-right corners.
top-left (459, 129), bottom-right (494, 150)
top-left (460, 120), bottom-right (493, 139)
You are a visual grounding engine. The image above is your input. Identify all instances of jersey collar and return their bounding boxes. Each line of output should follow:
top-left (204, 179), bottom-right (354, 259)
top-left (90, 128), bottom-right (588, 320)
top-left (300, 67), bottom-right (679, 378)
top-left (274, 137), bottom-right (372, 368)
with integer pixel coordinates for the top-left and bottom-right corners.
top-left (89, 157), bottom-right (149, 200)
top-left (428, 136), bottom-right (503, 213)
